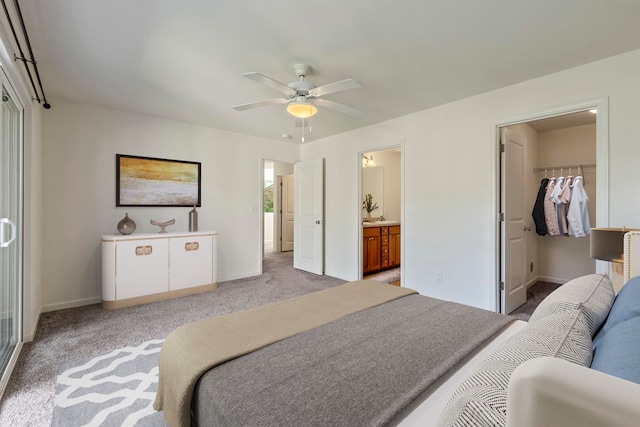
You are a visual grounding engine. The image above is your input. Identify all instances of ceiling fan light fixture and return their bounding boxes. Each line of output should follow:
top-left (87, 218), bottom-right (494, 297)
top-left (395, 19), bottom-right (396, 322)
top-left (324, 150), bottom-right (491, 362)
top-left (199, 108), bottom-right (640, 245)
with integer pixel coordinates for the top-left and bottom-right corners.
top-left (287, 99), bottom-right (318, 119)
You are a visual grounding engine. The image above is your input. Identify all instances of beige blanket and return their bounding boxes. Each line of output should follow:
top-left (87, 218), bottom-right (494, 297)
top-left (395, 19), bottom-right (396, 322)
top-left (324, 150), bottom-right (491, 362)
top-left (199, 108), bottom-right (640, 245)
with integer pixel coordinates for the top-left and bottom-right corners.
top-left (153, 280), bottom-right (416, 427)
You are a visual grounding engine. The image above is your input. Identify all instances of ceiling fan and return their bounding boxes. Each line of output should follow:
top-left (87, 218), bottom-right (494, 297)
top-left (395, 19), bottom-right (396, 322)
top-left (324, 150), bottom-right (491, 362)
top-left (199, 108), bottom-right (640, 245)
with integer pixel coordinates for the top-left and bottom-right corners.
top-left (233, 64), bottom-right (365, 119)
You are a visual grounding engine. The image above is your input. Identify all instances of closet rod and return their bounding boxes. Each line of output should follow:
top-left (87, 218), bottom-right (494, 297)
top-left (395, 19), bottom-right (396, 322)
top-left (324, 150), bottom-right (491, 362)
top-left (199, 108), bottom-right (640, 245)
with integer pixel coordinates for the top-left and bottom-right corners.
top-left (533, 163), bottom-right (596, 173)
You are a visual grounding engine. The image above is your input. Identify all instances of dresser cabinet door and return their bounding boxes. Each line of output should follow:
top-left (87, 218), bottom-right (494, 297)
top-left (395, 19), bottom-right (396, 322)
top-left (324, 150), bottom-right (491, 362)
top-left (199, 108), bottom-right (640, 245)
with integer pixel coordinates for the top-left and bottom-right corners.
top-left (116, 239), bottom-right (169, 299)
top-left (169, 235), bottom-right (213, 290)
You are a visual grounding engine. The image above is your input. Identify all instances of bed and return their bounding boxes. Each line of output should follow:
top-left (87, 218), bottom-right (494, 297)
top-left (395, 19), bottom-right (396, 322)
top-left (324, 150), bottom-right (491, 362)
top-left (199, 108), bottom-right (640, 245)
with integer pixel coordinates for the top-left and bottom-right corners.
top-left (153, 234), bottom-right (640, 427)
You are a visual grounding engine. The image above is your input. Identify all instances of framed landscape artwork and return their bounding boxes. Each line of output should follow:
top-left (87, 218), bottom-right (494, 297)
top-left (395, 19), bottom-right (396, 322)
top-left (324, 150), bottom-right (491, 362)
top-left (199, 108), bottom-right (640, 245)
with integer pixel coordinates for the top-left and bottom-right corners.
top-left (116, 154), bottom-right (201, 207)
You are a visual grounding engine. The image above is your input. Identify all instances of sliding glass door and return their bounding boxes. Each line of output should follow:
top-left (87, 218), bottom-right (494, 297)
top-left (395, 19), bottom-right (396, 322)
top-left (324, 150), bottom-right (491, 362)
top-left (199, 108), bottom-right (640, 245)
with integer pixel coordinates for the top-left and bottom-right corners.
top-left (0, 73), bottom-right (22, 390)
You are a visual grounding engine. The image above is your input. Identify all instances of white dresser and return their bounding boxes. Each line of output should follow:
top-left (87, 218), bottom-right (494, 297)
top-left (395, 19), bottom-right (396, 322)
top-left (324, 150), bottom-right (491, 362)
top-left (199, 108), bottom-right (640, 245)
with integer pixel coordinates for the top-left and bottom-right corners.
top-left (101, 231), bottom-right (218, 309)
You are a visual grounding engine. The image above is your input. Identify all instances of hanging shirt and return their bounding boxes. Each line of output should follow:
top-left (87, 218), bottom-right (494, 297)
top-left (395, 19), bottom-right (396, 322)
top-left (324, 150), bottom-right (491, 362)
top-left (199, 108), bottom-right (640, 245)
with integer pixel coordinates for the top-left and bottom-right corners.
top-left (532, 178), bottom-right (549, 236)
top-left (558, 176), bottom-right (573, 235)
top-left (551, 176), bottom-right (565, 236)
top-left (567, 176), bottom-right (591, 237)
top-left (544, 178), bottom-right (559, 236)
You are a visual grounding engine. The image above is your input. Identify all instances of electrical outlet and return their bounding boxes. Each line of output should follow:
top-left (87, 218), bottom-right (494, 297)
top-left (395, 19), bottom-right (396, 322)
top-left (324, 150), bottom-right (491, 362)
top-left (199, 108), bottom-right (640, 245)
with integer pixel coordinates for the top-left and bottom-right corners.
top-left (435, 272), bottom-right (443, 283)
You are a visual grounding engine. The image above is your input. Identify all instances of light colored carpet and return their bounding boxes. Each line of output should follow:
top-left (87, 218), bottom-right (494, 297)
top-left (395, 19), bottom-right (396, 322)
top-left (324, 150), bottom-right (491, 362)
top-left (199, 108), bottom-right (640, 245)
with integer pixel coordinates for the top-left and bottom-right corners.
top-left (0, 251), bottom-right (344, 427)
top-left (509, 281), bottom-right (561, 321)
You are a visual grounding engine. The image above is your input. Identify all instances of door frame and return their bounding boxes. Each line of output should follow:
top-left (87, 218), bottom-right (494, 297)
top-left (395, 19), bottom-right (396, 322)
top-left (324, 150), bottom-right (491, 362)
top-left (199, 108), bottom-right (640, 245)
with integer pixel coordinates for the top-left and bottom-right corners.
top-left (495, 98), bottom-right (609, 313)
top-left (258, 155), bottom-right (296, 275)
top-left (358, 139), bottom-right (405, 282)
top-left (0, 66), bottom-right (24, 398)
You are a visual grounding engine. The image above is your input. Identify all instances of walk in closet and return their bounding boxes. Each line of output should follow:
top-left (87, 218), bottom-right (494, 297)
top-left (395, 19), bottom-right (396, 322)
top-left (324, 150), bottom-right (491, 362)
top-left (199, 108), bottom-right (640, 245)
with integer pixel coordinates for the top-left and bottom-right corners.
top-left (508, 111), bottom-right (597, 287)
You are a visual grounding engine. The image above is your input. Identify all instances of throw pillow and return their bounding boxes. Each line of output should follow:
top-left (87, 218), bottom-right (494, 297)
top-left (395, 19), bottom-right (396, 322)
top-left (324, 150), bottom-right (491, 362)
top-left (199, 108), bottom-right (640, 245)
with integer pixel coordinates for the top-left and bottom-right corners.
top-left (436, 309), bottom-right (592, 427)
top-left (528, 273), bottom-right (614, 336)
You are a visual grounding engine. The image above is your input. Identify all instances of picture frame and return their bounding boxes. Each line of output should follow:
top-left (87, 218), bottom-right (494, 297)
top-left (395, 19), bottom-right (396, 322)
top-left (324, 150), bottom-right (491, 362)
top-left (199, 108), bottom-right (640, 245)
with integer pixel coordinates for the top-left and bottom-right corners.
top-left (116, 154), bottom-right (201, 207)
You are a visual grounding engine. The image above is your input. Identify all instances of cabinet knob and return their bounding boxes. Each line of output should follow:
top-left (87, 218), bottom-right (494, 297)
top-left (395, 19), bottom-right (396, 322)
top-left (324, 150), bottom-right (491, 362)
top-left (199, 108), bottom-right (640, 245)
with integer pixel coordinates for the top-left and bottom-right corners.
top-left (185, 242), bottom-right (200, 251)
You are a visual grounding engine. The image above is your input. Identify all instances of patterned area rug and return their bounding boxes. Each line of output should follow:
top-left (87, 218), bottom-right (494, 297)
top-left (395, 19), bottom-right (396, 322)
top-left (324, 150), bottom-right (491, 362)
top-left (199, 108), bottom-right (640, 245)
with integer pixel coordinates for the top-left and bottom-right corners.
top-left (52, 339), bottom-right (166, 427)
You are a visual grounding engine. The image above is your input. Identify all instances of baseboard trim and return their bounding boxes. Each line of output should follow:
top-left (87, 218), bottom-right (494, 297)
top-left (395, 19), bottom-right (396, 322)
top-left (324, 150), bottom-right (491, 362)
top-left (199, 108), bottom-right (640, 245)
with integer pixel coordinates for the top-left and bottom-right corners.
top-left (102, 283), bottom-right (218, 310)
top-left (536, 275), bottom-right (567, 285)
top-left (41, 296), bottom-right (102, 313)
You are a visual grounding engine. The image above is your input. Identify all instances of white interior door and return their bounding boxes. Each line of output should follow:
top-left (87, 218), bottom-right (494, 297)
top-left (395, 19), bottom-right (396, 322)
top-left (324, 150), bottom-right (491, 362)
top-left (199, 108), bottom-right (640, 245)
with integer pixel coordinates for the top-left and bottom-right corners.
top-left (294, 158), bottom-right (324, 275)
top-left (281, 173), bottom-right (294, 252)
top-left (501, 128), bottom-right (527, 313)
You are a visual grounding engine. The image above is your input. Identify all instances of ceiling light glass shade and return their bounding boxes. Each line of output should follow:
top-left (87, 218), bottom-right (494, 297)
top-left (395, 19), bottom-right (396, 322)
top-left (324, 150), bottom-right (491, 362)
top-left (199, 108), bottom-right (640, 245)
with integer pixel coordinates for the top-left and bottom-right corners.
top-left (287, 100), bottom-right (318, 118)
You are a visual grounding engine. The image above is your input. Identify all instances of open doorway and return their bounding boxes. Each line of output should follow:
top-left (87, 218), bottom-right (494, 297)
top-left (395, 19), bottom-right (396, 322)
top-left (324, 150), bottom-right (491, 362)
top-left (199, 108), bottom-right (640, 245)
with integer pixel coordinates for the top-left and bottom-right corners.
top-left (263, 159), bottom-right (295, 256)
top-left (360, 147), bottom-right (402, 286)
top-left (498, 102), bottom-right (608, 314)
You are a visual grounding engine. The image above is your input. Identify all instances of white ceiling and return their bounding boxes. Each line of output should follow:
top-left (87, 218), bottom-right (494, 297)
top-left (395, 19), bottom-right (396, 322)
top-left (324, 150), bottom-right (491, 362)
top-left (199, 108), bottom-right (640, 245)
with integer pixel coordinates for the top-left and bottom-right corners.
top-left (17, 0), bottom-right (640, 143)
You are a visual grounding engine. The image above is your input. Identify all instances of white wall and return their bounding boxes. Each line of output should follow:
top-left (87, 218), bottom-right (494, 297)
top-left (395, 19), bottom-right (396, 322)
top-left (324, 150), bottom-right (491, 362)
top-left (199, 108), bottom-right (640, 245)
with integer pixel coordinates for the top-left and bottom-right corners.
top-left (41, 98), bottom-right (298, 311)
top-left (302, 48), bottom-right (640, 311)
top-left (22, 105), bottom-right (42, 340)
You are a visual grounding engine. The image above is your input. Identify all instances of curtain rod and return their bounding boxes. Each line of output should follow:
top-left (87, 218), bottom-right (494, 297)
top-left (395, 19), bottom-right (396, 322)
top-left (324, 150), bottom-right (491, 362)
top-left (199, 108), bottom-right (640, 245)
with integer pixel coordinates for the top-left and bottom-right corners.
top-left (0, 0), bottom-right (50, 109)
top-left (533, 163), bottom-right (596, 173)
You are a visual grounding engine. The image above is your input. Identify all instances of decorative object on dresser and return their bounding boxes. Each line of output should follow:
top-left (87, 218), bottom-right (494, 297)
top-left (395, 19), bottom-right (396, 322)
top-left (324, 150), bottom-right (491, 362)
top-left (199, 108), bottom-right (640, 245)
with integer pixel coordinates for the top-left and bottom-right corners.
top-left (116, 154), bottom-right (201, 207)
top-left (116, 213), bottom-right (136, 235)
top-left (150, 218), bottom-right (175, 233)
top-left (188, 206), bottom-right (198, 232)
top-left (101, 231), bottom-right (218, 309)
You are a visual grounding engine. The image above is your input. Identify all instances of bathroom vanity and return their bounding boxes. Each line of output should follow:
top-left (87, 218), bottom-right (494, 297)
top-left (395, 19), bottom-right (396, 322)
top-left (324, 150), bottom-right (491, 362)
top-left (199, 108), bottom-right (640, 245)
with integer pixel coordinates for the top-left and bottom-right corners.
top-left (363, 222), bottom-right (400, 275)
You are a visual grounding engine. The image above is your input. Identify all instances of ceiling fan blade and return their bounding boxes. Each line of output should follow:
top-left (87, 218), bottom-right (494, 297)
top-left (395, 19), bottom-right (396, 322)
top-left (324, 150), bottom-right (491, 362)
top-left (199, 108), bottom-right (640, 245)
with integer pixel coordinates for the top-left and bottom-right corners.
top-left (233, 98), bottom-right (289, 111)
top-left (315, 98), bottom-right (365, 117)
top-left (308, 79), bottom-right (361, 97)
top-left (243, 72), bottom-right (297, 96)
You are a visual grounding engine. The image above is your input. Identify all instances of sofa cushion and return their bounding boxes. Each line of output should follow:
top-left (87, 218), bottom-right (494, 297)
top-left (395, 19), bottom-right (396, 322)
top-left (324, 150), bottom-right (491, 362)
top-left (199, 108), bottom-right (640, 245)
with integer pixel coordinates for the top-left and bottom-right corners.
top-left (437, 308), bottom-right (592, 427)
top-left (591, 316), bottom-right (640, 385)
top-left (529, 273), bottom-right (614, 336)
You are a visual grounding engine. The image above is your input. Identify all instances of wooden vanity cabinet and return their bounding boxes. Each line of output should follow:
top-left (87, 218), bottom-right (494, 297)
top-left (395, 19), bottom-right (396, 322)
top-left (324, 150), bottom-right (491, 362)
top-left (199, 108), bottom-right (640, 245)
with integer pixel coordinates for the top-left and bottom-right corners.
top-left (363, 227), bottom-right (381, 274)
top-left (381, 227), bottom-right (390, 268)
top-left (363, 224), bottom-right (401, 275)
top-left (389, 225), bottom-right (401, 267)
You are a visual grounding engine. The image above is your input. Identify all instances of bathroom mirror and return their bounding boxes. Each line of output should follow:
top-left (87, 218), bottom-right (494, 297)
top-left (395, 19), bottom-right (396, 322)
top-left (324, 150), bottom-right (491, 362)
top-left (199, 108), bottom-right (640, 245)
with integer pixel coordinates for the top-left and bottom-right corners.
top-left (362, 166), bottom-right (384, 220)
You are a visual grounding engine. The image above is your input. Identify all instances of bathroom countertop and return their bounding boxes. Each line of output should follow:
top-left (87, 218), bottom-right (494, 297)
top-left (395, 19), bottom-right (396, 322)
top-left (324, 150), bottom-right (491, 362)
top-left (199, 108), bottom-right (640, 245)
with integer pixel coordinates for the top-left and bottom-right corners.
top-left (363, 220), bottom-right (401, 228)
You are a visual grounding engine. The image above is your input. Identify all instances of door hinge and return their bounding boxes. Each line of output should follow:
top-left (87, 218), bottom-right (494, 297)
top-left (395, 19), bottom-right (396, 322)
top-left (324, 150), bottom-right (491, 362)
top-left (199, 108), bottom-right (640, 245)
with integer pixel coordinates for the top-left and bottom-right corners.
top-left (500, 143), bottom-right (505, 153)
top-left (500, 281), bottom-right (505, 291)
top-left (280, 209), bottom-right (282, 213)
top-left (498, 212), bottom-right (504, 222)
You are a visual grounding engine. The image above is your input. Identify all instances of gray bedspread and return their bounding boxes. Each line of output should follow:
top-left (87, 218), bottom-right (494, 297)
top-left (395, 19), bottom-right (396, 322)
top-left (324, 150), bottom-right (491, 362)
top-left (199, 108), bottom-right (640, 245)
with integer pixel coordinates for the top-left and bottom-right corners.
top-left (192, 294), bottom-right (513, 427)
